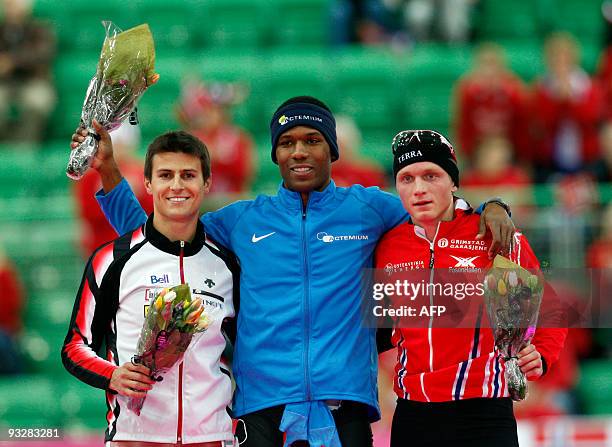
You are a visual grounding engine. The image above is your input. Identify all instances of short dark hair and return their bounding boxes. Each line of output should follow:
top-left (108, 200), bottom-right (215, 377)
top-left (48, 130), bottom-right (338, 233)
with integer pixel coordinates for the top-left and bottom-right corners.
top-left (144, 131), bottom-right (211, 181)
top-left (275, 95), bottom-right (332, 114)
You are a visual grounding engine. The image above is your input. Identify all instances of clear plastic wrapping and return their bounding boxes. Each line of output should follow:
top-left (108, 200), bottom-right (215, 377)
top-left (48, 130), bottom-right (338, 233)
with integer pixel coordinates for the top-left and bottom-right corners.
top-left (66, 21), bottom-right (157, 180)
top-left (484, 255), bottom-right (544, 401)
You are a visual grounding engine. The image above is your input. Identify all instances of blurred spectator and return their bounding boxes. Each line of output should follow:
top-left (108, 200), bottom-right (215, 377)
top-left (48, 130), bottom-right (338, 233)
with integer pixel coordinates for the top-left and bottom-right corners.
top-left (529, 33), bottom-right (603, 183)
top-left (461, 136), bottom-right (532, 209)
top-left (453, 43), bottom-right (529, 162)
top-left (585, 203), bottom-right (612, 358)
top-left (331, 0), bottom-right (407, 46)
top-left (176, 80), bottom-right (255, 198)
top-left (0, 0), bottom-right (56, 142)
top-left (586, 120), bottom-right (612, 183)
top-left (331, 0), bottom-right (474, 46)
top-left (553, 173), bottom-right (598, 216)
top-left (403, 0), bottom-right (475, 44)
top-left (73, 123), bottom-right (153, 258)
top-left (587, 203), bottom-right (612, 269)
top-left (0, 247), bottom-right (24, 373)
top-left (332, 114), bottom-right (388, 188)
top-left (462, 136), bottom-right (531, 187)
top-left (596, 1), bottom-right (612, 120)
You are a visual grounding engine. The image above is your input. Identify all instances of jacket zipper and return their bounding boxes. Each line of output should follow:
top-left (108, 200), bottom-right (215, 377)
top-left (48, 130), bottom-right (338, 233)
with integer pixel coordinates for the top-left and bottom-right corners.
top-left (301, 205), bottom-right (311, 400)
top-left (426, 224), bottom-right (440, 373)
top-left (177, 240), bottom-right (185, 444)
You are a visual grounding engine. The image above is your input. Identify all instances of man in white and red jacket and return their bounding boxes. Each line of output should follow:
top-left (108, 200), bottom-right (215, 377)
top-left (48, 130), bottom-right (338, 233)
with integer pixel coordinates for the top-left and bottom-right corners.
top-left (62, 129), bottom-right (237, 446)
top-left (375, 130), bottom-right (567, 447)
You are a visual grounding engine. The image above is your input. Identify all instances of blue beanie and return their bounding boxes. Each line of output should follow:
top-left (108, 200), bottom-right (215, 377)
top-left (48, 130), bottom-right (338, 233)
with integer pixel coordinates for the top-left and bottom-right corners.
top-left (270, 102), bottom-right (339, 163)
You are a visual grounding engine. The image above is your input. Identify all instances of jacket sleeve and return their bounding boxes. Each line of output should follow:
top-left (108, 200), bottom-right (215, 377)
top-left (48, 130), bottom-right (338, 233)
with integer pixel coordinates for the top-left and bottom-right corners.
top-left (364, 188), bottom-right (408, 233)
top-left (95, 178), bottom-right (148, 236)
top-left (511, 232), bottom-right (568, 373)
top-left (201, 200), bottom-right (252, 250)
top-left (61, 245), bottom-right (118, 390)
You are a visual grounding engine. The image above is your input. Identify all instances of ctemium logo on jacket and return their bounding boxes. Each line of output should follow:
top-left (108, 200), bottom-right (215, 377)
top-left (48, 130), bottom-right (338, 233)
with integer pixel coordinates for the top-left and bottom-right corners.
top-left (317, 231), bottom-right (368, 243)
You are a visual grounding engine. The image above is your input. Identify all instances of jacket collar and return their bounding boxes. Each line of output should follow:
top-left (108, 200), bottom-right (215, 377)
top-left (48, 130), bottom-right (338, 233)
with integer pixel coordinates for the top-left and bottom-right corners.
top-left (277, 180), bottom-right (337, 211)
top-left (409, 197), bottom-right (473, 228)
top-left (144, 214), bottom-right (205, 257)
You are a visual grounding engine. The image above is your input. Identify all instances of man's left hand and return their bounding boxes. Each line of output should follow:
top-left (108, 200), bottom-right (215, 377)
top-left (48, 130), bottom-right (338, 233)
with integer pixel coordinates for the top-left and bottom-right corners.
top-left (477, 202), bottom-right (515, 258)
top-left (517, 344), bottom-right (543, 381)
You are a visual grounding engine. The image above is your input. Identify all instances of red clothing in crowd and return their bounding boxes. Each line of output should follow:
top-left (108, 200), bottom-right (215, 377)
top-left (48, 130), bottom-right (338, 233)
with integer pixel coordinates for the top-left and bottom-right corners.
top-left (586, 239), bottom-right (612, 268)
top-left (596, 47), bottom-right (612, 121)
top-left (74, 161), bottom-right (153, 257)
top-left (332, 159), bottom-right (388, 188)
top-left (454, 74), bottom-right (529, 160)
top-left (461, 166), bottom-right (531, 188)
top-left (193, 125), bottom-right (254, 194)
top-left (586, 239), bottom-right (612, 324)
top-left (529, 74), bottom-right (603, 171)
top-left (0, 257), bottom-right (24, 335)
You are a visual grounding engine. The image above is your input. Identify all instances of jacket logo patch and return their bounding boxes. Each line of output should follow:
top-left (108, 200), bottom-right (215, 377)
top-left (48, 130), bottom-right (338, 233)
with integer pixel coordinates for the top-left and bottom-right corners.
top-left (316, 232), bottom-right (368, 243)
top-left (252, 232), bottom-right (276, 243)
top-left (204, 278), bottom-right (215, 288)
top-left (439, 239), bottom-right (487, 251)
top-left (150, 274), bottom-right (170, 284)
top-left (144, 288), bottom-right (159, 303)
top-left (450, 255), bottom-right (479, 268)
top-left (384, 260), bottom-right (425, 275)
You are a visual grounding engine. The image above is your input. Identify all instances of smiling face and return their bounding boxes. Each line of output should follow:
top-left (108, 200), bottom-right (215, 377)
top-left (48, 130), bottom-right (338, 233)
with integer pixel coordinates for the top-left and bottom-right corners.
top-left (275, 125), bottom-right (332, 194)
top-left (145, 152), bottom-right (210, 226)
top-left (396, 161), bottom-right (456, 228)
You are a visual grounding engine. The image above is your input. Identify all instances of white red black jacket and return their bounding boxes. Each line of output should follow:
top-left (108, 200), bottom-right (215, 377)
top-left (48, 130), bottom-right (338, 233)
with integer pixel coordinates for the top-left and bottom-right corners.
top-left (375, 199), bottom-right (567, 402)
top-left (62, 217), bottom-right (238, 444)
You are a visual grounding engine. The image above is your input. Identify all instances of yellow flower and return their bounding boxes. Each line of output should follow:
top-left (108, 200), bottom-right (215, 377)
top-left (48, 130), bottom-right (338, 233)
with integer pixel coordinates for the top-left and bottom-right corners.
top-left (497, 279), bottom-right (507, 295)
top-left (154, 295), bottom-right (163, 310)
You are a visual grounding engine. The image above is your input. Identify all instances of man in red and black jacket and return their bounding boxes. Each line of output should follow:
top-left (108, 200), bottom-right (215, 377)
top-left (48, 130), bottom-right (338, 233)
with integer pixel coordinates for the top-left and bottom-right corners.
top-left (375, 130), bottom-right (567, 447)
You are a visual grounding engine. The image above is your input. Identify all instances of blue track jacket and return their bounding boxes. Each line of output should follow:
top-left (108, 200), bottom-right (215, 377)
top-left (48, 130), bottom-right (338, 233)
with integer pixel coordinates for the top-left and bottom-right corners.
top-left (97, 179), bottom-right (407, 419)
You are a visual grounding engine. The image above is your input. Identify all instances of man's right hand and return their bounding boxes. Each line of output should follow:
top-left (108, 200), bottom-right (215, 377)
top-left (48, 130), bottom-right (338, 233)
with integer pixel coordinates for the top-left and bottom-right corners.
top-left (71, 120), bottom-right (123, 192)
top-left (109, 361), bottom-right (156, 398)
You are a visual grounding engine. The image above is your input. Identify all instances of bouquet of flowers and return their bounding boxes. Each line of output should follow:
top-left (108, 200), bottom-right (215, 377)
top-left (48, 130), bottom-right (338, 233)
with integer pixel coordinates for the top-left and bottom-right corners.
top-left (483, 255), bottom-right (544, 401)
top-left (128, 283), bottom-right (212, 415)
top-left (66, 21), bottom-right (158, 180)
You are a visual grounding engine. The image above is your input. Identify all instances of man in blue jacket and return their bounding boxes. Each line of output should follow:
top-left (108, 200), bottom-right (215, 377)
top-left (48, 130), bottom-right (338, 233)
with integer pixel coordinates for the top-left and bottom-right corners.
top-left (72, 96), bottom-right (514, 447)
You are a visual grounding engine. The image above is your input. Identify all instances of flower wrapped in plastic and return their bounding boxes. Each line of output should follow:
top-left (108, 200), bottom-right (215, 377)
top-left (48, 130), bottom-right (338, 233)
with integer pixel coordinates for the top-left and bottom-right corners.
top-left (128, 283), bottom-right (213, 415)
top-left (66, 21), bottom-right (158, 180)
top-left (483, 255), bottom-right (544, 401)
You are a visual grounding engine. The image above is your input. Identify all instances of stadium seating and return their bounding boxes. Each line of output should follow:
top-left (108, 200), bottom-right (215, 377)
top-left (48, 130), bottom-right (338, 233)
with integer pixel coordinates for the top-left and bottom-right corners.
top-left (0, 376), bottom-right (61, 427)
top-left (195, 0), bottom-right (270, 49)
top-left (577, 360), bottom-right (612, 414)
top-left (475, 0), bottom-right (543, 43)
top-left (267, 0), bottom-right (331, 47)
